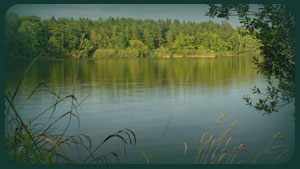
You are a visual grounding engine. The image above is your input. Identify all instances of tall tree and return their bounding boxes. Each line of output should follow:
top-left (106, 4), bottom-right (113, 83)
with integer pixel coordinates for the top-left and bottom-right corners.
top-left (5, 13), bottom-right (261, 59)
top-left (207, 4), bottom-right (295, 115)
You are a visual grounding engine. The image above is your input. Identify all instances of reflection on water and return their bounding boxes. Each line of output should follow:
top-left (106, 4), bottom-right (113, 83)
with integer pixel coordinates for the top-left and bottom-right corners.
top-left (5, 57), bottom-right (294, 164)
top-left (7, 57), bottom-right (257, 89)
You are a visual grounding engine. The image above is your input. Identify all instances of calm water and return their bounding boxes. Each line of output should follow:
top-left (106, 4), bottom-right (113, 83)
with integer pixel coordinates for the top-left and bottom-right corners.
top-left (5, 57), bottom-right (294, 164)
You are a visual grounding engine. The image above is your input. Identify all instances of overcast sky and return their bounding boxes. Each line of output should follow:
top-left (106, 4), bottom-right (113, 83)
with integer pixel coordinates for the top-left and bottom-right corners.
top-left (7, 4), bottom-right (242, 27)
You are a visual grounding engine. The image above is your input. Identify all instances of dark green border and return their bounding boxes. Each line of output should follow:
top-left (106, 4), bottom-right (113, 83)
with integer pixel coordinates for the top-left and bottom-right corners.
top-left (0, 0), bottom-right (298, 169)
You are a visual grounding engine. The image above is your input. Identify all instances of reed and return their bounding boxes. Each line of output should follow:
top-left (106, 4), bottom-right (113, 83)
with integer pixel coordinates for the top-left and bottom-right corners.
top-left (193, 132), bottom-right (207, 163)
top-left (252, 130), bottom-right (288, 164)
top-left (193, 114), bottom-right (240, 164)
top-left (181, 141), bottom-right (188, 158)
top-left (5, 57), bottom-right (136, 164)
top-left (183, 113), bottom-right (289, 164)
top-left (216, 112), bottom-right (228, 126)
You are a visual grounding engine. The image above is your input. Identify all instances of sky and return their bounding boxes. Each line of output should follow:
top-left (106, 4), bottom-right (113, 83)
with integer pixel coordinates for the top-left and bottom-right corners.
top-left (7, 4), bottom-right (242, 27)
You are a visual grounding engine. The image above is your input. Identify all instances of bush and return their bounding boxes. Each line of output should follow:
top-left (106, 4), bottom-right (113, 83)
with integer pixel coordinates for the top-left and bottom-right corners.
top-left (129, 40), bottom-right (149, 58)
top-left (92, 49), bottom-right (116, 58)
top-left (151, 47), bottom-right (171, 58)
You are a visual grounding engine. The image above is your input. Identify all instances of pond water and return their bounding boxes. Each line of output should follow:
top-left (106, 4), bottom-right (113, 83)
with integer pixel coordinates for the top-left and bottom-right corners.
top-left (5, 57), bottom-right (295, 164)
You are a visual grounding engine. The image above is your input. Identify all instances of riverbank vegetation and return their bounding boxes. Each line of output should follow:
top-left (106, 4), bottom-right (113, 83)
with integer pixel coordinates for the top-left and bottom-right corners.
top-left (5, 13), bottom-right (261, 59)
top-left (4, 4), bottom-right (293, 164)
top-left (5, 58), bottom-right (136, 163)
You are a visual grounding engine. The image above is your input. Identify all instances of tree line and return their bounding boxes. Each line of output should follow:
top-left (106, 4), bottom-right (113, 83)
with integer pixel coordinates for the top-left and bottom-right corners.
top-left (5, 13), bottom-right (261, 59)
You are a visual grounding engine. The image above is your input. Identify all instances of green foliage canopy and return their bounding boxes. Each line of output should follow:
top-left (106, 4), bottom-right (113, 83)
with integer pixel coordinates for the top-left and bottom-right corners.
top-left (5, 13), bottom-right (261, 59)
top-left (207, 4), bottom-right (295, 115)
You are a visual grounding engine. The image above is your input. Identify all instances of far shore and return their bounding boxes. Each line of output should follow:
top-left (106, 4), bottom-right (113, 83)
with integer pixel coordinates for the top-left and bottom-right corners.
top-left (162, 55), bottom-right (216, 58)
top-left (10, 52), bottom-right (261, 61)
top-left (38, 55), bottom-right (218, 60)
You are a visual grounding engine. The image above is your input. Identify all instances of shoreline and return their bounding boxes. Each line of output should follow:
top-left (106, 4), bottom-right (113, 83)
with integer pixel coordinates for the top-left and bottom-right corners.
top-left (162, 55), bottom-right (216, 58)
top-left (9, 52), bottom-right (261, 61)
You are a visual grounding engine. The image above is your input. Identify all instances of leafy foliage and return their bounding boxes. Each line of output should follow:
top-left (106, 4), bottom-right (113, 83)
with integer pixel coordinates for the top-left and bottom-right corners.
top-left (207, 4), bottom-right (295, 115)
top-left (5, 13), bottom-right (261, 59)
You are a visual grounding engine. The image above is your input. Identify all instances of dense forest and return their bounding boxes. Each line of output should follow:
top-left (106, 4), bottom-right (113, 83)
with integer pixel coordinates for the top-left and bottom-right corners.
top-left (5, 13), bottom-right (261, 59)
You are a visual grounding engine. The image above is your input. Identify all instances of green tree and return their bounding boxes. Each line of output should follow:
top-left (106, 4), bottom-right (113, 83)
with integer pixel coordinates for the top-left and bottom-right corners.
top-left (5, 13), bottom-right (21, 58)
top-left (89, 28), bottom-right (99, 48)
top-left (129, 40), bottom-right (149, 58)
top-left (171, 33), bottom-right (195, 54)
top-left (166, 29), bottom-right (175, 48)
top-left (143, 29), bottom-right (154, 50)
top-left (17, 16), bottom-right (45, 58)
top-left (207, 4), bottom-right (295, 115)
top-left (5, 12), bottom-right (262, 59)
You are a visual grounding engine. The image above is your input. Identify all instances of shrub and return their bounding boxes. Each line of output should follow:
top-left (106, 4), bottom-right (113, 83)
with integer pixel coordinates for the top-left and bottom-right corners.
top-left (93, 49), bottom-right (116, 58)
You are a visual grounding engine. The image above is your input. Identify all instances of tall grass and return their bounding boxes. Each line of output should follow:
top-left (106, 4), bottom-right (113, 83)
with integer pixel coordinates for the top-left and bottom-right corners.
top-left (5, 56), bottom-right (136, 164)
top-left (179, 112), bottom-right (290, 164)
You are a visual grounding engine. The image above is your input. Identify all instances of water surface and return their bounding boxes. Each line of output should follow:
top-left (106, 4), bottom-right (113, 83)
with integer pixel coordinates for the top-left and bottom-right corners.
top-left (6, 57), bottom-right (295, 164)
